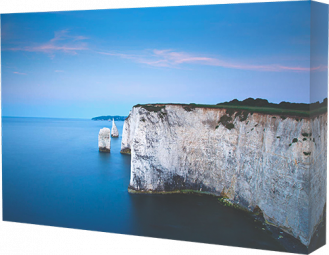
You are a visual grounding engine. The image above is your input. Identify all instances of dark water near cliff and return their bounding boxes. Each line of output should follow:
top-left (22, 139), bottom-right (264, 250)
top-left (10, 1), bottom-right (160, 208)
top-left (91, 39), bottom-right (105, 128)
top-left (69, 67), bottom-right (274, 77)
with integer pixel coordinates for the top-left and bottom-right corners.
top-left (2, 117), bottom-right (287, 252)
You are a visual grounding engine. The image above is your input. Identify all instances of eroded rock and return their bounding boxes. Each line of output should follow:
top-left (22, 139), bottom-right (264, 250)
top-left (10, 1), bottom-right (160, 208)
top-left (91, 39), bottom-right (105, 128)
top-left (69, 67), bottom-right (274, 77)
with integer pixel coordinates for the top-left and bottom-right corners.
top-left (98, 127), bottom-right (111, 152)
top-left (111, 119), bottom-right (119, 138)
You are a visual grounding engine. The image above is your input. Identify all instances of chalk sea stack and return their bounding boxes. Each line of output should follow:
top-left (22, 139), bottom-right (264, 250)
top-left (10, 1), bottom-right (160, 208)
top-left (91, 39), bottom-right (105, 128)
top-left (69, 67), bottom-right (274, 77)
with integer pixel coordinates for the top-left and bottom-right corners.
top-left (98, 128), bottom-right (111, 152)
top-left (111, 119), bottom-right (119, 138)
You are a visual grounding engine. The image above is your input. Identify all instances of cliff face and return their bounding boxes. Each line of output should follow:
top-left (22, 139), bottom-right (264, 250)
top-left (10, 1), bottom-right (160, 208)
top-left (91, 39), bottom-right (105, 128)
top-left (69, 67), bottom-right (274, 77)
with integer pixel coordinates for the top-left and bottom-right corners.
top-left (121, 104), bottom-right (327, 246)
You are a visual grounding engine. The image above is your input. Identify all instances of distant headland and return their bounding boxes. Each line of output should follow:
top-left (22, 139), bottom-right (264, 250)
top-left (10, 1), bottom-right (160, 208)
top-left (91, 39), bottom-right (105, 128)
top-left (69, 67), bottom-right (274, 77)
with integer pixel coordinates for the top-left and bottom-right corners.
top-left (91, 115), bottom-right (127, 121)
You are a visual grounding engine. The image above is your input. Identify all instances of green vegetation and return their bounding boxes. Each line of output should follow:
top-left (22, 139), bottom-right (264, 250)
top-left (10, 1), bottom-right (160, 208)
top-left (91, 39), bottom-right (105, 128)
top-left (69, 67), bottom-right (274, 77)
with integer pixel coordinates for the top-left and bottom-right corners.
top-left (183, 105), bottom-right (196, 112)
top-left (158, 111), bottom-right (167, 119)
top-left (128, 188), bottom-right (217, 196)
top-left (133, 104), bottom-right (168, 120)
top-left (226, 123), bottom-right (235, 130)
top-left (217, 197), bottom-right (250, 212)
top-left (218, 197), bottom-right (234, 207)
top-left (289, 139), bottom-right (298, 146)
top-left (238, 111), bottom-right (249, 121)
top-left (226, 108), bottom-right (236, 116)
top-left (120, 148), bottom-right (131, 154)
top-left (215, 114), bottom-right (235, 130)
top-left (218, 97), bottom-right (327, 114)
top-left (219, 115), bottom-right (231, 126)
top-left (311, 106), bottom-right (328, 116)
top-left (134, 104), bottom-right (166, 112)
top-left (311, 98), bottom-right (328, 114)
top-left (303, 152), bottom-right (311, 156)
top-left (133, 97), bottom-right (327, 118)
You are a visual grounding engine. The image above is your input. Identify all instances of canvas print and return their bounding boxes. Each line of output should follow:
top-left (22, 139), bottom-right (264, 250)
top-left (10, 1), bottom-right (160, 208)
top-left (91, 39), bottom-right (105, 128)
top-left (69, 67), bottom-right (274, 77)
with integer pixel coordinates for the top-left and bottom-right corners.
top-left (1, 1), bottom-right (328, 254)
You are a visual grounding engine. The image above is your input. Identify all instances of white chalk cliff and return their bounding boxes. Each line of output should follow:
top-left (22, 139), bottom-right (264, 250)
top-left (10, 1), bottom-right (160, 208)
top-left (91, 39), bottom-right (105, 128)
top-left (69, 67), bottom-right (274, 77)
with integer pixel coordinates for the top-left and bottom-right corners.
top-left (98, 127), bottom-right (111, 152)
top-left (111, 119), bottom-right (119, 138)
top-left (121, 104), bottom-right (327, 246)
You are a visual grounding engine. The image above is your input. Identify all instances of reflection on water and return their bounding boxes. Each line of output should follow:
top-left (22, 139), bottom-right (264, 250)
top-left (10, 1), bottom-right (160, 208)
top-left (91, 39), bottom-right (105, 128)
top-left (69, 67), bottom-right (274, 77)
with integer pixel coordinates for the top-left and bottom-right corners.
top-left (128, 193), bottom-right (285, 251)
top-left (2, 117), bottom-right (286, 252)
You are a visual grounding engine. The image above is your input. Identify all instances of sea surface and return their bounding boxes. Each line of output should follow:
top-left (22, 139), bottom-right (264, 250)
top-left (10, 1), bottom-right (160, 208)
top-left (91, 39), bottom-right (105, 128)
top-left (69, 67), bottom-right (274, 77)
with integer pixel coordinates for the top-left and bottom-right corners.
top-left (2, 117), bottom-right (287, 251)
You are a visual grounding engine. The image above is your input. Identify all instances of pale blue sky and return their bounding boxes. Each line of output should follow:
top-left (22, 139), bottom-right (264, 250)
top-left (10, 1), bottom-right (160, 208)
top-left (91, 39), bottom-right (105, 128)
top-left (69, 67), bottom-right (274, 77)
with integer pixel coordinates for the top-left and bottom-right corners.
top-left (1, 1), bottom-right (328, 118)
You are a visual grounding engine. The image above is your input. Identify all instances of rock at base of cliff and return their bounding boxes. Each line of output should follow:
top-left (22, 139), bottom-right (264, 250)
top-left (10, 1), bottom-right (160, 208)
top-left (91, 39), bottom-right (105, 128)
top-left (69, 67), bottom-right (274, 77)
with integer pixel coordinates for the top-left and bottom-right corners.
top-left (120, 148), bottom-right (131, 154)
top-left (99, 148), bottom-right (111, 152)
top-left (98, 127), bottom-right (111, 152)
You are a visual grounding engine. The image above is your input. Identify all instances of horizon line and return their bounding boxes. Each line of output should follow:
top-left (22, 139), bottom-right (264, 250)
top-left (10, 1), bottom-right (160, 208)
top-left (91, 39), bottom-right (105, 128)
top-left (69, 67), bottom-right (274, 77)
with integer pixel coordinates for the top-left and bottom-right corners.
top-left (1, 115), bottom-right (91, 120)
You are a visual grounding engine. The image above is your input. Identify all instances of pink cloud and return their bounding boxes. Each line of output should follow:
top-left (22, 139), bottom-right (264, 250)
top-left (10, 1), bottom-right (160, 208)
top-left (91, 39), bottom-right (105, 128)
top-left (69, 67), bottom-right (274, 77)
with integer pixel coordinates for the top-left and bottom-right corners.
top-left (5, 30), bottom-right (88, 56)
top-left (50, 29), bottom-right (89, 42)
top-left (72, 36), bottom-right (89, 41)
top-left (151, 50), bottom-right (323, 72)
top-left (97, 51), bottom-right (139, 60)
top-left (98, 49), bottom-right (324, 72)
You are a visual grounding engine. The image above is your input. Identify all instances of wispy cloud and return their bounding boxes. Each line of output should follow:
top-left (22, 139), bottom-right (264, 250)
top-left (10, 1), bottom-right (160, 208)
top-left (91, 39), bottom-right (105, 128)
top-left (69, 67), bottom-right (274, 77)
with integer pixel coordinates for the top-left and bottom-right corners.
top-left (13, 72), bottom-right (26, 75)
top-left (98, 49), bottom-right (324, 72)
top-left (5, 29), bottom-right (88, 56)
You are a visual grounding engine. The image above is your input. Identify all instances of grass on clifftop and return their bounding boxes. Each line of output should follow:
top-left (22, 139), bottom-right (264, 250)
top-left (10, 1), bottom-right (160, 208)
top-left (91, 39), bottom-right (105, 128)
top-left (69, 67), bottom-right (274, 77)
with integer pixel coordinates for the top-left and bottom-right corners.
top-left (134, 97), bottom-right (327, 118)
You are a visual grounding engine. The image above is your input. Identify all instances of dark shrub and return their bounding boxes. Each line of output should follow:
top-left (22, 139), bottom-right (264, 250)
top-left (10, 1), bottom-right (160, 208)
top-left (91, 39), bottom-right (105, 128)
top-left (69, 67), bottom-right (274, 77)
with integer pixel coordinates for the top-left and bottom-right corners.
top-left (226, 108), bottom-right (235, 116)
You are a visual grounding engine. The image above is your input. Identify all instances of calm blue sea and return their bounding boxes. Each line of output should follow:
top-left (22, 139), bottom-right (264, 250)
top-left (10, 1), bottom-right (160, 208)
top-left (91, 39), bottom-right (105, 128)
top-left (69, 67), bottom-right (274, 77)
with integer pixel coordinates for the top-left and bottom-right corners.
top-left (2, 117), bottom-right (285, 251)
